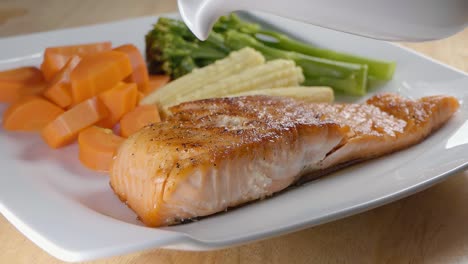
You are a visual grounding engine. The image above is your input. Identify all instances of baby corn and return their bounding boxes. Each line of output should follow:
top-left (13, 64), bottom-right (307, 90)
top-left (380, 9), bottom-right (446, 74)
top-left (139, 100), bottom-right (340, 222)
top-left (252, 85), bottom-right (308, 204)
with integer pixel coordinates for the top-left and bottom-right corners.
top-left (229, 86), bottom-right (334, 103)
top-left (160, 59), bottom-right (304, 112)
top-left (140, 47), bottom-right (265, 106)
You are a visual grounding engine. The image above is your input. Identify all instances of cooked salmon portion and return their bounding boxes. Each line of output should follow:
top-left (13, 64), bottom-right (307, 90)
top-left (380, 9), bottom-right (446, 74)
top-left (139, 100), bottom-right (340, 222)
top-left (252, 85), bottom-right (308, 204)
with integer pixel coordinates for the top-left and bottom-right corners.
top-left (110, 93), bottom-right (459, 227)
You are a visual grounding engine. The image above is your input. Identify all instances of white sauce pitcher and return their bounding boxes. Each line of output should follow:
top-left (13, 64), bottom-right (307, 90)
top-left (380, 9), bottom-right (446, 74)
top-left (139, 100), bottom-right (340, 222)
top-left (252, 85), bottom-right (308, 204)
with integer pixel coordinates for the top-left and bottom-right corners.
top-left (178, 0), bottom-right (468, 41)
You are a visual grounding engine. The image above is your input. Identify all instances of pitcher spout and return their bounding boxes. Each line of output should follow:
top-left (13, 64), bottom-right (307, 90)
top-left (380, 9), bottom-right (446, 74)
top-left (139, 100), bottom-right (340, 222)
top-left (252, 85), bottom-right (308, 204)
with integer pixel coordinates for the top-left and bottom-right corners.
top-left (177, 0), bottom-right (242, 40)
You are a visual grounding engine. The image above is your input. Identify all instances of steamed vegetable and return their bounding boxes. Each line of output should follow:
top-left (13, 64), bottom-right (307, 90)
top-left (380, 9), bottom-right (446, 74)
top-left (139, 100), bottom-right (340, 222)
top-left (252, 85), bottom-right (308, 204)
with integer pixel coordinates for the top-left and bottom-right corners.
top-left (78, 126), bottom-right (124, 172)
top-left (146, 14), bottom-right (395, 95)
top-left (145, 17), bottom-right (230, 79)
top-left (70, 50), bottom-right (133, 104)
top-left (224, 30), bottom-right (367, 95)
top-left (97, 82), bottom-right (138, 128)
top-left (120, 105), bottom-right (161, 137)
top-left (0, 67), bottom-right (44, 84)
top-left (146, 75), bottom-right (170, 95)
top-left (137, 91), bottom-right (145, 104)
top-left (41, 42), bottom-right (112, 81)
top-left (114, 44), bottom-right (150, 92)
top-left (229, 86), bottom-right (334, 103)
top-left (41, 97), bottom-right (109, 148)
top-left (0, 66), bottom-right (47, 103)
top-left (0, 81), bottom-right (47, 103)
top-left (214, 14), bottom-right (395, 81)
top-left (143, 48), bottom-right (305, 112)
top-left (43, 56), bottom-right (81, 108)
top-left (3, 96), bottom-right (64, 131)
top-left (0, 40), bottom-right (169, 173)
top-left (141, 47), bottom-right (265, 106)
top-left (186, 59), bottom-right (304, 102)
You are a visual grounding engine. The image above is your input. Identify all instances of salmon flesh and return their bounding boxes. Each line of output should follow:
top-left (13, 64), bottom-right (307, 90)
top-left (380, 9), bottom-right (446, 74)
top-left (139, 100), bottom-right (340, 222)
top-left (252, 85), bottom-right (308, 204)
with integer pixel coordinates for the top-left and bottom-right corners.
top-left (110, 93), bottom-right (459, 227)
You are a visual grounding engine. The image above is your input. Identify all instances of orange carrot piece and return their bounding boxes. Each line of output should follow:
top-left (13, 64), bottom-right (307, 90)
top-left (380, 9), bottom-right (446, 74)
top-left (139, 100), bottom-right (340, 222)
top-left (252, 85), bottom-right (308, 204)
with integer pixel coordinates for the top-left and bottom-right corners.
top-left (0, 66), bottom-right (46, 103)
top-left (78, 126), bottom-right (125, 172)
top-left (41, 97), bottom-right (108, 148)
top-left (0, 67), bottom-right (44, 84)
top-left (114, 44), bottom-right (150, 92)
top-left (43, 56), bottom-right (81, 108)
top-left (120, 105), bottom-right (160, 137)
top-left (145, 75), bottom-right (170, 95)
top-left (70, 50), bottom-right (132, 104)
top-left (97, 82), bottom-right (138, 128)
top-left (136, 91), bottom-right (145, 104)
top-left (41, 42), bottom-right (112, 81)
top-left (0, 80), bottom-right (47, 103)
top-left (3, 96), bottom-right (64, 131)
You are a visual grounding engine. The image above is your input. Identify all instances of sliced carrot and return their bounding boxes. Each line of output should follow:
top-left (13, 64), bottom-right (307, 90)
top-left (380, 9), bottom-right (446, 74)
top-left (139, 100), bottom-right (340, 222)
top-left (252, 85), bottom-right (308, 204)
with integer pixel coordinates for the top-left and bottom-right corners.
top-left (41, 41), bottom-right (112, 81)
top-left (78, 126), bottom-right (125, 172)
top-left (145, 75), bottom-right (170, 95)
top-left (136, 91), bottom-right (145, 104)
top-left (114, 44), bottom-right (150, 92)
top-left (41, 97), bottom-right (108, 148)
top-left (97, 82), bottom-right (138, 128)
top-left (0, 67), bottom-right (44, 84)
top-left (0, 66), bottom-right (46, 103)
top-left (120, 105), bottom-right (160, 137)
top-left (43, 56), bottom-right (81, 108)
top-left (0, 80), bottom-right (47, 103)
top-left (70, 50), bottom-right (132, 104)
top-left (3, 96), bottom-right (64, 131)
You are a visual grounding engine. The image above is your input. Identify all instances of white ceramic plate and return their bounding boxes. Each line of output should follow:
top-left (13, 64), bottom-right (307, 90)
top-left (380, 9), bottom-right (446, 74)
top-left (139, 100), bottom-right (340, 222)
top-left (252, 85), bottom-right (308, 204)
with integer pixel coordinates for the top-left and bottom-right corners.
top-left (0, 12), bottom-right (467, 263)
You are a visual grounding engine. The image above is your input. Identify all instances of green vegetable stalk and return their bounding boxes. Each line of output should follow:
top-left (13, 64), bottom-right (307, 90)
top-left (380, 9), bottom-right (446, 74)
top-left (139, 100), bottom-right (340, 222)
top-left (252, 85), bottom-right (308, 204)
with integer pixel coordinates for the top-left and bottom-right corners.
top-left (145, 14), bottom-right (396, 95)
top-left (255, 30), bottom-right (395, 81)
top-left (224, 31), bottom-right (368, 95)
top-left (215, 14), bottom-right (395, 81)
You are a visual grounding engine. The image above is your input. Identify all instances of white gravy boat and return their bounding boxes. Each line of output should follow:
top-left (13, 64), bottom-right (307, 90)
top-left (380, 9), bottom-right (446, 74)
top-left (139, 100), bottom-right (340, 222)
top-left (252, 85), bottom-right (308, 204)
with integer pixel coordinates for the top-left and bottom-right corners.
top-left (178, 0), bottom-right (468, 41)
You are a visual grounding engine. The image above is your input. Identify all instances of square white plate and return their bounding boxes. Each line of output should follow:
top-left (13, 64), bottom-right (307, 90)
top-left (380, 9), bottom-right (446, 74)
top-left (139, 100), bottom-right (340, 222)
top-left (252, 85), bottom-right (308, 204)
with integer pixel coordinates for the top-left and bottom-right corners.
top-left (0, 12), bottom-right (467, 263)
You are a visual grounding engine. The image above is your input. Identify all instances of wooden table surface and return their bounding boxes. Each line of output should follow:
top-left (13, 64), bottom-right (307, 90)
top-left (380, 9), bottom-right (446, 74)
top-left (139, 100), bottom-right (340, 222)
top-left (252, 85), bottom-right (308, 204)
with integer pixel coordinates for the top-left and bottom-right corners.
top-left (1, 1), bottom-right (467, 263)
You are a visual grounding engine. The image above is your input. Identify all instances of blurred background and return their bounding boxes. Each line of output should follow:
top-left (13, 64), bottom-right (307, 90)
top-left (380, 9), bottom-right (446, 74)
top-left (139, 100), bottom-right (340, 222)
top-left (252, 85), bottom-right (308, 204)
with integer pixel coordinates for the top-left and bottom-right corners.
top-left (0, 0), bottom-right (176, 37)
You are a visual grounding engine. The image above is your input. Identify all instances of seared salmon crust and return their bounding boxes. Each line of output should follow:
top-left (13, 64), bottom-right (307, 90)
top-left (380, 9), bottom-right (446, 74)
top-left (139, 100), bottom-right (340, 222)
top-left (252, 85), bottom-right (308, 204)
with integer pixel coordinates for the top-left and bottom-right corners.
top-left (110, 93), bottom-right (459, 226)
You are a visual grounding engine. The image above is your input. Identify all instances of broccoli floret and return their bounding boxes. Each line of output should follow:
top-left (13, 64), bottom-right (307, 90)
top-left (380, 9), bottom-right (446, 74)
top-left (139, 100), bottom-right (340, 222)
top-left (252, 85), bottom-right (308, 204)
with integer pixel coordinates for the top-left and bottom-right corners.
top-left (145, 14), bottom-right (395, 95)
top-left (146, 17), bottom-right (229, 78)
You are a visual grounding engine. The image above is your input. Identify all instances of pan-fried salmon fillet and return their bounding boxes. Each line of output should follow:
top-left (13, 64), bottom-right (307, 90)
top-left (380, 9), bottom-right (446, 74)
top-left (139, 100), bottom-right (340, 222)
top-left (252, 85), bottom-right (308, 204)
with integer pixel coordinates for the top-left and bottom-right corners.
top-left (110, 93), bottom-right (459, 227)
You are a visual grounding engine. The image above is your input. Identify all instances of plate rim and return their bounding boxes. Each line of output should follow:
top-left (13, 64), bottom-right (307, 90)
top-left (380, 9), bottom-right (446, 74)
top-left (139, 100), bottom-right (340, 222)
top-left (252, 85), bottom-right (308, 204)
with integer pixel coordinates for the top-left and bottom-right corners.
top-left (0, 12), bottom-right (467, 262)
